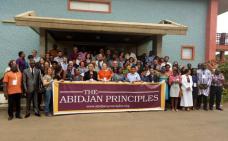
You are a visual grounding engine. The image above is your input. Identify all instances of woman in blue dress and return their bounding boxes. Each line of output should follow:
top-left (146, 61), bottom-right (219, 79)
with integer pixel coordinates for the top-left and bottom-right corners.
top-left (159, 66), bottom-right (170, 110)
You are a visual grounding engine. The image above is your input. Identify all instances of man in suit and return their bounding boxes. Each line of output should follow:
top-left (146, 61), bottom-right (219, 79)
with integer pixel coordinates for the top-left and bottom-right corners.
top-left (23, 60), bottom-right (41, 118)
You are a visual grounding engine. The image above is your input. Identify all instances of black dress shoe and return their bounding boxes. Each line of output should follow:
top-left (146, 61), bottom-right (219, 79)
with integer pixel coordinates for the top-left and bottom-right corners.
top-left (24, 113), bottom-right (30, 118)
top-left (39, 108), bottom-right (44, 111)
top-left (216, 108), bottom-right (223, 111)
top-left (8, 116), bottom-right (13, 121)
top-left (204, 108), bottom-right (208, 111)
top-left (16, 116), bottom-right (23, 119)
top-left (35, 113), bottom-right (41, 117)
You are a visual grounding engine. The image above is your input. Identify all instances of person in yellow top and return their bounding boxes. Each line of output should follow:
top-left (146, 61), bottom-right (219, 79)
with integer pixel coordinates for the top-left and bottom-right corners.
top-left (3, 64), bottom-right (23, 120)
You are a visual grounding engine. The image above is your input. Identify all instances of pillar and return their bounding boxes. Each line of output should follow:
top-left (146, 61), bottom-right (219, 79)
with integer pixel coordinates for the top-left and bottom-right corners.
top-left (205, 0), bottom-right (218, 62)
top-left (153, 35), bottom-right (163, 56)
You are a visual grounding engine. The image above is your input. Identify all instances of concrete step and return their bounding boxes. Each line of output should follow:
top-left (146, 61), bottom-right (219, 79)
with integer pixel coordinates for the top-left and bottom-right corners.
top-left (0, 93), bottom-right (31, 109)
top-left (0, 93), bottom-right (8, 108)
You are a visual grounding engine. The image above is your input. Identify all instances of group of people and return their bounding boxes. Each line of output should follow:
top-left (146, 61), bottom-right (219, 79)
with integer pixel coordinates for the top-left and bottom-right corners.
top-left (2, 44), bottom-right (225, 120)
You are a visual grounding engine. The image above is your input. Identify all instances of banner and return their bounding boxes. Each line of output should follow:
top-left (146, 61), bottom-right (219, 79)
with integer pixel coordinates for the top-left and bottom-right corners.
top-left (53, 81), bottom-right (166, 115)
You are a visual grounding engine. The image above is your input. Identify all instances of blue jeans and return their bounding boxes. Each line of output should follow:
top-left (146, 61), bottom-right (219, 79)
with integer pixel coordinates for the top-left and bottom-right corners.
top-left (44, 89), bottom-right (53, 114)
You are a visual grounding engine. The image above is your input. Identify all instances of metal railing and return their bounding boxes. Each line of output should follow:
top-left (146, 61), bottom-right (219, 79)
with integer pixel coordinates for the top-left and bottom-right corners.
top-left (216, 33), bottom-right (228, 45)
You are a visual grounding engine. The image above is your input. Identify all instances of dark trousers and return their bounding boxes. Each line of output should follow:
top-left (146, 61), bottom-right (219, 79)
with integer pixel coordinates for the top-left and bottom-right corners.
top-left (197, 95), bottom-right (208, 109)
top-left (26, 91), bottom-right (39, 114)
top-left (38, 92), bottom-right (43, 110)
top-left (209, 86), bottom-right (223, 109)
top-left (8, 94), bottom-right (21, 117)
top-left (192, 87), bottom-right (198, 108)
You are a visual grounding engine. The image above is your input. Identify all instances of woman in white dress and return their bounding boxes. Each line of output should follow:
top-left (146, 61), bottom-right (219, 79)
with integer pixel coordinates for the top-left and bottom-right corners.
top-left (181, 69), bottom-right (193, 111)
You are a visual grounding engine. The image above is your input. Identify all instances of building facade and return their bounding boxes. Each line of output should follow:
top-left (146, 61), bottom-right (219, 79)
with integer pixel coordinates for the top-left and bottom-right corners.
top-left (0, 0), bottom-right (218, 77)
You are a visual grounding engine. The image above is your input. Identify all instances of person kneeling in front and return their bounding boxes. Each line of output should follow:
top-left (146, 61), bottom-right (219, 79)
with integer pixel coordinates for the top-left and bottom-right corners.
top-left (98, 63), bottom-right (112, 82)
top-left (126, 66), bottom-right (141, 82)
top-left (84, 63), bottom-right (98, 81)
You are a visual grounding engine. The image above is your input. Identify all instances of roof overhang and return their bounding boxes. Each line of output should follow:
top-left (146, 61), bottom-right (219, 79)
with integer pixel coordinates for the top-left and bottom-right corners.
top-left (15, 11), bottom-right (188, 36)
top-left (219, 0), bottom-right (228, 14)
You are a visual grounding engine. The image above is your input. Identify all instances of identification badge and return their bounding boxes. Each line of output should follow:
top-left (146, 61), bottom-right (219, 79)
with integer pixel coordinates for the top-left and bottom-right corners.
top-left (202, 75), bottom-right (206, 79)
top-left (12, 80), bottom-right (17, 85)
top-left (193, 83), bottom-right (197, 87)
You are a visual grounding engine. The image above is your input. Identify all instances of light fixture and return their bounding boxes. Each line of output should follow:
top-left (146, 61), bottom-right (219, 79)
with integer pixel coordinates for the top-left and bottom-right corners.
top-left (66, 35), bottom-right (72, 39)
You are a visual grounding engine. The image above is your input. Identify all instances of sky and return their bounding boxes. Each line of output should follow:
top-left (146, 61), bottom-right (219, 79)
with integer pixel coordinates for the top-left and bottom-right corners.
top-left (217, 11), bottom-right (228, 33)
top-left (217, 12), bottom-right (228, 54)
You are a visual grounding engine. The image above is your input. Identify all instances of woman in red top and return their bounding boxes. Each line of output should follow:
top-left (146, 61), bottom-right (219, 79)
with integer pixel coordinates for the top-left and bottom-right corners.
top-left (98, 63), bottom-right (113, 81)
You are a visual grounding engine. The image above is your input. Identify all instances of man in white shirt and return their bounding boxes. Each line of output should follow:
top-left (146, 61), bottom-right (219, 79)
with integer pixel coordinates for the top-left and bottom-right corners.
top-left (197, 63), bottom-right (212, 110)
top-left (146, 51), bottom-right (155, 66)
top-left (54, 51), bottom-right (64, 65)
top-left (61, 57), bottom-right (68, 71)
top-left (32, 50), bottom-right (40, 63)
top-left (96, 54), bottom-right (104, 71)
top-left (127, 66), bottom-right (141, 82)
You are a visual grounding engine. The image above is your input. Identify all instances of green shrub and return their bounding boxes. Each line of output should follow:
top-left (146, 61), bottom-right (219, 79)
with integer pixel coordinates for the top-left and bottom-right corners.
top-left (0, 72), bottom-right (3, 79)
top-left (218, 62), bottom-right (228, 81)
top-left (218, 62), bottom-right (228, 102)
top-left (223, 88), bottom-right (228, 102)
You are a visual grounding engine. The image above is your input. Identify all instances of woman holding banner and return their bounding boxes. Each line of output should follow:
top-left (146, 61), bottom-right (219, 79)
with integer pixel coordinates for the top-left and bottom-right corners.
top-left (42, 67), bottom-right (54, 117)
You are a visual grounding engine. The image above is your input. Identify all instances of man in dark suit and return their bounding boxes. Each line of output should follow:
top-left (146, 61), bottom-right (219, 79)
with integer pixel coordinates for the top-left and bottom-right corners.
top-left (23, 60), bottom-right (41, 118)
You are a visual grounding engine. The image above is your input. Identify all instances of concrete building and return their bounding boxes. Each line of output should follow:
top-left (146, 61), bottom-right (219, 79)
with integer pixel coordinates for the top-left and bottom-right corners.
top-left (0, 0), bottom-right (226, 77)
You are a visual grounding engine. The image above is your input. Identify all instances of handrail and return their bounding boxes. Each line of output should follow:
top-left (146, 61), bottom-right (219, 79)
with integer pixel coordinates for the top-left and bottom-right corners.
top-left (216, 33), bottom-right (228, 45)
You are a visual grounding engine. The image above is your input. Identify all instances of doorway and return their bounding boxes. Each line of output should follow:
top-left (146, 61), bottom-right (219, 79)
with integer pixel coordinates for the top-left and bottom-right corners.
top-left (44, 29), bottom-right (158, 57)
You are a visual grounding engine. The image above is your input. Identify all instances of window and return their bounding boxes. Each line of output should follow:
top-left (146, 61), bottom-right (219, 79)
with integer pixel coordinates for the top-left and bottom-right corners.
top-left (181, 45), bottom-right (195, 60)
top-left (68, 0), bottom-right (112, 13)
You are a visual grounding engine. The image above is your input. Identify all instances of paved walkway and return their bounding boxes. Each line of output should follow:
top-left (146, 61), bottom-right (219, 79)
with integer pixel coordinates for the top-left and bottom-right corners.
top-left (0, 103), bottom-right (228, 141)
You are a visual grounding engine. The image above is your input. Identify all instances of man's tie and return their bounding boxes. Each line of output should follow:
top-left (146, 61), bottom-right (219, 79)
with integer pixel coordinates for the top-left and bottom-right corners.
top-left (32, 68), bottom-right (34, 77)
